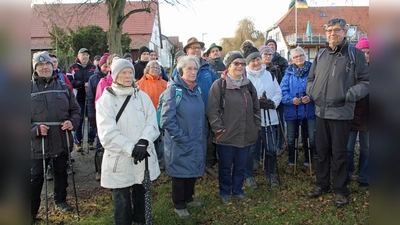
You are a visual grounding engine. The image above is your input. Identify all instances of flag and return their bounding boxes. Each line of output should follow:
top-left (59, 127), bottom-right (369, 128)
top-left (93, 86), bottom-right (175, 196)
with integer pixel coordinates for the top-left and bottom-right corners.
top-left (296, 0), bottom-right (308, 8)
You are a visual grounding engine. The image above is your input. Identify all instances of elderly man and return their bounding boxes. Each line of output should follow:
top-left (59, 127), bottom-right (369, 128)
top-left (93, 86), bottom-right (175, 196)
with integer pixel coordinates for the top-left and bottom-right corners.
top-left (206, 43), bottom-right (226, 77)
top-left (306, 18), bottom-right (369, 207)
top-left (31, 51), bottom-right (81, 224)
top-left (67, 48), bottom-right (96, 152)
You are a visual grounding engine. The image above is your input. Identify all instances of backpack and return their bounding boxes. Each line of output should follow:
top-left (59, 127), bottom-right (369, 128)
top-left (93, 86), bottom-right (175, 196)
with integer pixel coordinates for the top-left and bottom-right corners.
top-left (156, 84), bottom-right (201, 130)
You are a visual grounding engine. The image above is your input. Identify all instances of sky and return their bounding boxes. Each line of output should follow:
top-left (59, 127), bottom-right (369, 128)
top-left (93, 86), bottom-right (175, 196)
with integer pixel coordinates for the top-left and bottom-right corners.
top-left (159, 0), bottom-right (369, 49)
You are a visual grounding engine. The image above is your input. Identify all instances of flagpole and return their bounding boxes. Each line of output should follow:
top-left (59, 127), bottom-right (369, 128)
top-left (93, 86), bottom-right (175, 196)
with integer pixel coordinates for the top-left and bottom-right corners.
top-left (295, 2), bottom-right (298, 44)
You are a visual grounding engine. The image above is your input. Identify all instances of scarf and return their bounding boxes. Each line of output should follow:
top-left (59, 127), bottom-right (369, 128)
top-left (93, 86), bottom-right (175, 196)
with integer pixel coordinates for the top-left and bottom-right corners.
top-left (292, 61), bottom-right (311, 78)
top-left (246, 64), bottom-right (267, 78)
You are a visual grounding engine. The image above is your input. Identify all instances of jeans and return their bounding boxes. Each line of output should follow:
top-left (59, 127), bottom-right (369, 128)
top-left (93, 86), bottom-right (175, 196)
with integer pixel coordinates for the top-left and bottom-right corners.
top-left (276, 105), bottom-right (285, 149)
top-left (31, 154), bottom-right (68, 217)
top-left (112, 184), bottom-right (145, 225)
top-left (74, 100), bottom-right (96, 144)
top-left (217, 144), bottom-right (249, 196)
top-left (286, 119), bottom-right (315, 165)
top-left (315, 118), bottom-right (350, 197)
top-left (245, 131), bottom-right (262, 178)
top-left (347, 130), bottom-right (369, 184)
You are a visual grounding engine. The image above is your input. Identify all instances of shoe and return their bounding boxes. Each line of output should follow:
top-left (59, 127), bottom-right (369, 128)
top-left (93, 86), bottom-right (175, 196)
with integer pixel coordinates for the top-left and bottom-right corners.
top-left (307, 186), bottom-right (330, 198)
top-left (95, 172), bottom-right (101, 181)
top-left (67, 165), bottom-right (75, 175)
top-left (335, 194), bottom-right (348, 207)
top-left (46, 167), bottom-right (54, 181)
top-left (56, 202), bottom-right (73, 213)
top-left (266, 174), bottom-right (279, 187)
top-left (303, 162), bottom-right (310, 167)
top-left (286, 165), bottom-right (294, 174)
top-left (187, 200), bottom-right (202, 207)
top-left (88, 142), bottom-right (95, 150)
top-left (75, 144), bottom-right (83, 152)
top-left (246, 177), bottom-right (258, 189)
top-left (253, 161), bottom-right (259, 170)
top-left (303, 167), bottom-right (313, 176)
top-left (159, 161), bottom-right (165, 171)
top-left (174, 208), bottom-right (190, 218)
top-left (220, 195), bottom-right (232, 205)
top-left (276, 148), bottom-right (284, 156)
top-left (233, 194), bottom-right (250, 202)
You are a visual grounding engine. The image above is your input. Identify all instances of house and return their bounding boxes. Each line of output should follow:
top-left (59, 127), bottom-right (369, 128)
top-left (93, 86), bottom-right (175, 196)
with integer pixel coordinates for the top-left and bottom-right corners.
top-left (266, 6), bottom-right (369, 62)
top-left (160, 35), bottom-right (183, 72)
top-left (31, 1), bottom-right (175, 66)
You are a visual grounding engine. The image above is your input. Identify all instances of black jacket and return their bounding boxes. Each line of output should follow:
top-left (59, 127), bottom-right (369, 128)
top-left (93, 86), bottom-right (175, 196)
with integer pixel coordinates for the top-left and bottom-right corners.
top-left (87, 65), bottom-right (107, 119)
top-left (67, 59), bottom-right (96, 102)
top-left (271, 53), bottom-right (289, 82)
top-left (134, 60), bottom-right (148, 81)
top-left (31, 72), bottom-right (81, 159)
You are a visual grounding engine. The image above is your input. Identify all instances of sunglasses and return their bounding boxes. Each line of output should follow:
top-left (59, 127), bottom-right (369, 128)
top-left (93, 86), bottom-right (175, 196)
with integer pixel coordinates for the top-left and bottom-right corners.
top-left (232, 61), bottom-right (246, 67)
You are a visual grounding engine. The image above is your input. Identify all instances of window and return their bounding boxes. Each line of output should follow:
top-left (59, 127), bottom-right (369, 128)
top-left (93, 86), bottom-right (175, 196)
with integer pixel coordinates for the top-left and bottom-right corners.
top-left (319, 11), bottom-right (326, 17)
top-left (275, 32), bottom-right (281, 42)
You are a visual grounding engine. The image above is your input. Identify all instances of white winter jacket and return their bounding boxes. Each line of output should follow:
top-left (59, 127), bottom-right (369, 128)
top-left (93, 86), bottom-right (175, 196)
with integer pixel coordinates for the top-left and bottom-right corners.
top-left (246, 65), bottom-right (282, 126)
top-left (96, 83), bottom-right (160, 189)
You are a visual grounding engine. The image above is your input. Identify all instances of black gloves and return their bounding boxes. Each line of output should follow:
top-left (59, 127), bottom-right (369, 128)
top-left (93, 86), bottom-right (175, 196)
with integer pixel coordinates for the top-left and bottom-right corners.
top-left (131, 139), bottom-right (150, 164)
top-left (259, 98), bottom-right (275, 109)
top-left (89, 117), bottom-right (96, 127)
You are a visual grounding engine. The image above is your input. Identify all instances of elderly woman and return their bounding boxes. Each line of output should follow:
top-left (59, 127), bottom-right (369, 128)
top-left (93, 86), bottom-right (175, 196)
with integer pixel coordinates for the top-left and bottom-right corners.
top-left (207, 51), bottom-right (261, 205)
top-left (136, 60), bottom-right (168, 165)
top-left (159, 55), bottom-right (207, 219)
top-left (96, 58), bottom-right (160, 225)
top-left (280, 47), bottom-right (315, 175)
top-left (241, 41), bottom-right (282, 189)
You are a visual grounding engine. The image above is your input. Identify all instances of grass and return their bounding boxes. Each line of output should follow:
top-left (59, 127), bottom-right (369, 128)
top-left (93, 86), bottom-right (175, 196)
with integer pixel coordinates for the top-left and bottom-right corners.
top-left (39, 152), bottom-right (369, 225)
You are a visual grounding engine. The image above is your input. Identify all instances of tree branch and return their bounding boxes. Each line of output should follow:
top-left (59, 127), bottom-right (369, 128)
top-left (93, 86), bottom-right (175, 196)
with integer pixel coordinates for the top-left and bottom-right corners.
top-left (119, 7), bottom-right (151, 25)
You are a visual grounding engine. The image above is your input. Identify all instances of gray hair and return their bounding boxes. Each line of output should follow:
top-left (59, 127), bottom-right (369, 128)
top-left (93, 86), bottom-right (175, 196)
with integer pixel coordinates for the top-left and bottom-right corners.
top-left (176, 55), bottom-right (200, 76)
top-left (290, 47), bottom-right (307, 60)
top-left (144, 60), bottom-right (160, 75)
top-left (324, 17), bottom-right (349, 30)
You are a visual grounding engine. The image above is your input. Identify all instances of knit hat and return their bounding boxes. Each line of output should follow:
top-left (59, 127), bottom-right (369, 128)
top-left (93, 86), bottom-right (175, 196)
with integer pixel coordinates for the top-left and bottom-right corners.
top-left (265, 39), bottom-right (277, 49)
top-left (206, 43), bottom-right (223, 54)
top-left (111, 57), bottom-right (135, 81)
top-left (184, 37), bottom-right (205, 53)
top-left (241, 40), bottom-right (261, 65)
top-left (99, 53), bottom-right (110, 67)
top-left (175, 50), bottom-right (185, 59)
top-left (259, 45), bottom-right (273, 54)
top-left (32, 51), bottom-right (53, 69)
top-left (223, 51), bottom-right (244, 68)
top-left (123, 53), bottom-right (133, 60)
top-left (139, 46), bottom-right (150, 57)
top-left (356, 37), bottom-right (369, 50)
top-left (93, 55), bottom-right (101, 61)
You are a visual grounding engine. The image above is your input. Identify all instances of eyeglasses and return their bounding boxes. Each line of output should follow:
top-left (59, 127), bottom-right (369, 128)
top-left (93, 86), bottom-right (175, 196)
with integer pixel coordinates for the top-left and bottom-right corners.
top-left (263, 53), bottom-right (273, 56)
top-left (325, 28), bottom-right (343, 33)
top-left (232, 61), bottom-right (246, 67)
top-left (184, 67), bottom-right (199, 72)
top-left (292, 54), bottom-right (305, 59)
top-left (150, 67), bottom-right (160, 70)
top-left (188, 46), bottom-right (202, 50)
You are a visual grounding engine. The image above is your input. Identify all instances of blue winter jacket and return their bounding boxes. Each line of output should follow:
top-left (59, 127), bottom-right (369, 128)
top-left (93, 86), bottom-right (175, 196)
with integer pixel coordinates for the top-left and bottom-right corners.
top-left (171, 58), bottom-right (218, 109)
top-left (280, 61), bottom-right (316, 121)
top-left (160, 75), bottom-right (207, 178)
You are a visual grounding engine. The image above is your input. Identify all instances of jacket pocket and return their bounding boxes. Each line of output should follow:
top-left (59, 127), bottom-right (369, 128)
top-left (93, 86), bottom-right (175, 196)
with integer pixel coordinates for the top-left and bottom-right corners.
top-left (112, 156), bottom-right (120, 173)
top-left (31, 95), bottom-right (45, 115)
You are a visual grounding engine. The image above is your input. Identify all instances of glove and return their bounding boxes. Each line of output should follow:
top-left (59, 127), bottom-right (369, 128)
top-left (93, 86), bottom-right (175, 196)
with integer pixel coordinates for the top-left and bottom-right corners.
top-left (259, 98), bottom-right (275, 109)
top-left (89, 117), bottom-right (96, 127)
top-left (131, 139), bottom-right (150, 164)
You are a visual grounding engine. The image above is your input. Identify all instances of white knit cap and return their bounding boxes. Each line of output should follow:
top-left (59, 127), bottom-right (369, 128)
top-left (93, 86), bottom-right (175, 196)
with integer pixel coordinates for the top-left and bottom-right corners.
top-left (111, 57), bottom-right (135, 81)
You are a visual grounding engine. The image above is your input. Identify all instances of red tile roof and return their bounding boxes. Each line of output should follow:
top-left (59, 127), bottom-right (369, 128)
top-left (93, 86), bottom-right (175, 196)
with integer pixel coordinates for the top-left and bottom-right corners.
top-left (31, 2), bottom-right (158, 50)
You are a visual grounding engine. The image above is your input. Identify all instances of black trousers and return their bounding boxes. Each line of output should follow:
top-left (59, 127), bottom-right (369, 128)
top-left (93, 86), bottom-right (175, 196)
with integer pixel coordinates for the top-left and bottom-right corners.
top-left (315, 117), bottom-right (350, 197)
top-left (31, 154), bottom-right (68, 217)
top-left (171, 177), bottom-right (196, 209)
top-left (112, 184), bottom-right (145, 225)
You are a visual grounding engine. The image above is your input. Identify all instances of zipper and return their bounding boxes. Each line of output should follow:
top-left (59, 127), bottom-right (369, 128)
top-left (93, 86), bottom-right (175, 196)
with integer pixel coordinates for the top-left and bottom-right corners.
top-left (243, 93), bottom-right (248, 106)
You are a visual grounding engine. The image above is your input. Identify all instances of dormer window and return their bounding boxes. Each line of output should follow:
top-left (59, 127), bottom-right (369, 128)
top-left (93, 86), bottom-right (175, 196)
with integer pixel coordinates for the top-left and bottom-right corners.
top-left (319, 11), bottom-right (326, 17)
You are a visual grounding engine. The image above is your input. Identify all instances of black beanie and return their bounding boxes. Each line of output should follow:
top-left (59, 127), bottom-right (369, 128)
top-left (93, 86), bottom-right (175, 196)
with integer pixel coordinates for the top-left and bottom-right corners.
top-left (138, 46), bottom-right (150, 57)
top-left (241, 40), bottom-right (261, 65)
top-left (265, 39), bottom-right (277, 48)
top-left (124, 53), bottom-right (133, 59)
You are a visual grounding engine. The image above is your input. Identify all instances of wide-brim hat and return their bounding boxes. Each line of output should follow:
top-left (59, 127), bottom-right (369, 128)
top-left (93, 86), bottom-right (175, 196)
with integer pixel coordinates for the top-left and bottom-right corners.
top-left (184, 37), bottom-right (205, 53)
top-left (206, 43), bottom-right (223, 54)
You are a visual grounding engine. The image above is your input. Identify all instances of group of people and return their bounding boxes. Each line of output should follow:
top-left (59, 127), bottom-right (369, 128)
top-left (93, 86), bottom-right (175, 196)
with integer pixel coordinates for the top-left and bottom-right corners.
top-left (31, 17), bottom-right (369, 224)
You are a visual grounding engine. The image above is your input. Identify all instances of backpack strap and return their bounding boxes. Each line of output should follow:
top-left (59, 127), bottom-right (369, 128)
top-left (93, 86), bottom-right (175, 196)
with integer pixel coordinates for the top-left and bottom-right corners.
top-left (116, 95), bottom-right (131, 122)
top-left (220, 79), bottom-right (226, 115)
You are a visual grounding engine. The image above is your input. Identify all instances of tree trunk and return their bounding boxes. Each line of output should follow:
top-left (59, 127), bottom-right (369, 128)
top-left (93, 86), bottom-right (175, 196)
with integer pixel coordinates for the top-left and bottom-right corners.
top-left (106, 0), bottom-right (125, 56)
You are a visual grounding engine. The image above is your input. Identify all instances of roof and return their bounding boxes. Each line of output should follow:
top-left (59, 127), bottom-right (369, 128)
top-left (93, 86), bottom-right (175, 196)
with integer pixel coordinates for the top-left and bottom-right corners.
top-left (270, 6), bottom-right (369, 46)
top-left (31, 2), bottom-right (158, 50)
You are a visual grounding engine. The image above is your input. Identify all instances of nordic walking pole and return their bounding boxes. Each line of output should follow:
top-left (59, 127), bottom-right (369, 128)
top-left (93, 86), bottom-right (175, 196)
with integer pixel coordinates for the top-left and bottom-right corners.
top-left (277, 112), bottom-right (288, 153)
top-left (294, 93), bottom-right (299, 176)
top-left (83, 99), bottom-right (89, 154)
top-left (41, 136), bottom-right (49, 225)
top-left (66, 130), bottom-right (80, 220)
top-left (303, 92), bottom-right (312, 177)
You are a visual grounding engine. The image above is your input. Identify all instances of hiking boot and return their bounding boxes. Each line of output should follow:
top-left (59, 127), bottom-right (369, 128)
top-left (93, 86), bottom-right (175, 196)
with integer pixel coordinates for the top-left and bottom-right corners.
top-left (220, 195), bottom-right (232, 205)
top-left (307, 186), bottom-right (330, 198)
top-left (286, 165), bottom-right (294, 174)
top-left (46, 167), bottom-right (54, 181)
top-left (186, 200), bottom-right (202, 207)
top-left (95, 172), bottom-right (101, 181)
top-left (88, 142), bottom-right (95, 150)
top-left (56, 202), bottom-right (73, 213)
top-left (335, 194), bottom-right (348, 207)
top-left (174, 208), bottom-right (190, 218)
top-left (267, 174), bottom-right (279, 187)
top-left (276, 148), bottom-right (284, 156)
top-left (246, 177), bottom-right (258, 189)
top-left (233, 194), bottom-right (250, 202)
top-left (75, 144), bottom-right (83, 152)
